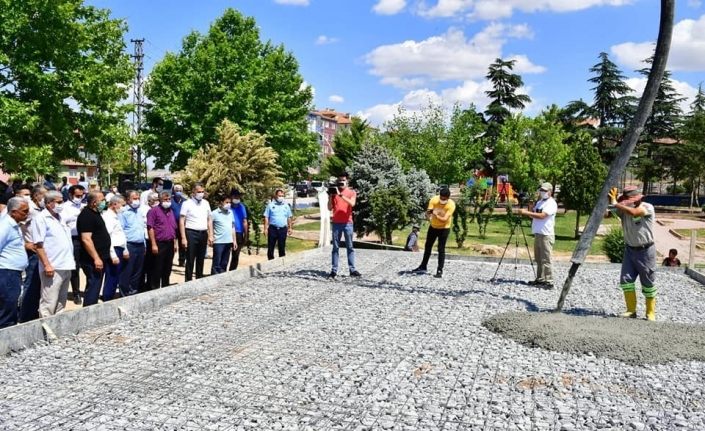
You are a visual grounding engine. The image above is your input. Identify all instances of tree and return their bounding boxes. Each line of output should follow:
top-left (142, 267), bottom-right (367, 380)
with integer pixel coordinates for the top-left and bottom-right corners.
top-left (559, 131), bottom-right (607, 238)
top-left (369, 186), bottom-right (411, 245)
top-left (404, 167), bottom-right (435, 223)
top-left (484, 58), bottom-right (531, 178)
top-left (176, 119), bottom-right (284, 252)
top-left (634, 58), bottom-right (684, 194)
top-left (322, 117), bottom-right (368, 177)
top-left (494, 109), bottom-right (570, 193)
top-left (679, 97), bottom-right (705, 207)
top-left (0, 0), bottom-right (133, 175)
top-left (587, 52), bottom-right (636, 161)
top-left (143, 8), bottom-right (317, 179)
top-left (691, 83), bottom-right (705, 114)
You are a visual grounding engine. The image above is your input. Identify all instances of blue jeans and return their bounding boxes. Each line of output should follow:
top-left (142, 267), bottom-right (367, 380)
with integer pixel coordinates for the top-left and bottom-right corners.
top-left (103, 247), bottom-right (126, 301)
top-left (211, 243), bottom-right (232, 274)
top-left (19, 252), bottom-right (41, 323)
top-left (332, 222), bottom-right (356, 274)
top-left (81, 259), bottom-right (107, 306)
top-left (0, 269), bottom-right (22, 329)
top-left (120, 242), bottom-right (144, 296)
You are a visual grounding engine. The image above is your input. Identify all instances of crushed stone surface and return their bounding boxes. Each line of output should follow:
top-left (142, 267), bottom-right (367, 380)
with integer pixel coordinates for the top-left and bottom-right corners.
top-left (1, 250), bottom-right (704, 430)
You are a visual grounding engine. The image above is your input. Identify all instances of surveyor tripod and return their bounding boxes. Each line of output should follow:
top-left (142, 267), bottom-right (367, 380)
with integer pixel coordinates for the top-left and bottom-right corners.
top-left (490, 214), bottom-right (536, 283)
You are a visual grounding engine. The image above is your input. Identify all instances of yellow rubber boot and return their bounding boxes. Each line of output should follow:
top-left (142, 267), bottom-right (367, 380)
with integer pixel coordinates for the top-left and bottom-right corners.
top-left (645, 297), bottom-right (656, 321)
top-left (620, 290), bottom-right (637, 318)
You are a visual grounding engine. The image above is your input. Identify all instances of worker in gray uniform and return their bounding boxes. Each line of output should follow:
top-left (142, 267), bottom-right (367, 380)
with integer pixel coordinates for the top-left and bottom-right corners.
top-left (608, 185), bottom-right (657, 321)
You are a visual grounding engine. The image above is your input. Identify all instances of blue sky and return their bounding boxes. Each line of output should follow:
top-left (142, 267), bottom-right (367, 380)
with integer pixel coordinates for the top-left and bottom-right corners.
top-left (89, 0), bottom-right (705, 126)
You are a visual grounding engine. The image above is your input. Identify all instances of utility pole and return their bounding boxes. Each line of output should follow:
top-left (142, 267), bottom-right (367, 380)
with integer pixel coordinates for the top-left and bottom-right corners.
top-left (131, 38), bottom-right (146, 184)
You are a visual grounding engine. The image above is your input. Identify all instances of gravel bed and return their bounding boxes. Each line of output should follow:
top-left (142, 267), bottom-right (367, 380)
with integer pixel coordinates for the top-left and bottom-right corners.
top-left (0, 249), bottom-right (704, 430)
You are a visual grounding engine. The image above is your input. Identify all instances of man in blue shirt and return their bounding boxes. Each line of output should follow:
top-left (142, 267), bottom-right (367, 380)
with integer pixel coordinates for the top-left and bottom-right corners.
top-left (229, 189), bottom-right (248, 270)
top-left (263, 189), bottom-right (292, 261)
top-left (171, 184), bottom-right (187, 266)
top-left (0, 197), bottom-right (30, 328)
top-left (119, 190), bottom-right (145, 296)
top-left (209, 196), bottom-right (237, 274)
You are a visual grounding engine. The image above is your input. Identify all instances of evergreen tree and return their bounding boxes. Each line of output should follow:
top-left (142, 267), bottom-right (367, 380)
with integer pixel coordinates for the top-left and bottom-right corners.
top-left (483, 58), bottom-right (531, 178)
top-left (635, 58), bottom-right (684, 194)
top-left (690, 83), bottom-right (705, 114)
top-left (322, 117), bottom-right (368, 177)
top-left (587, 52), bottom-right (635, 162)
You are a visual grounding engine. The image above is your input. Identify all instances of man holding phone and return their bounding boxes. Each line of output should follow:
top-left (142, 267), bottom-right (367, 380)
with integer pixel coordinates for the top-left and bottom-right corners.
top-left (414, 187), bottom-right (455, 278)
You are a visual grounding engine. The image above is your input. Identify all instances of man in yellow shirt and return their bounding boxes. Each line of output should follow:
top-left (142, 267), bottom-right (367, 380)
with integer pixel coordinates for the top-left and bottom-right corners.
top-left (413, 187), bottom-right (456, 278)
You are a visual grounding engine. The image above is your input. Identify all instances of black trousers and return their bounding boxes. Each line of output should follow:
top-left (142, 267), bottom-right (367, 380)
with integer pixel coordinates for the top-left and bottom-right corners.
top-left (229, 232), bottom-right (245, 271)
top-left (185, 229), bottom-right (208, 281)
top-left (151, 240), bottom-right (175, 289)
top-left (419, 227), bottom-right (450, 271)
top-left (267, 226), bottom-right (287, 260)
top-left (140, 242), bottom-right (154, 293)
top-left (176, 229), bottom-right (186, 265)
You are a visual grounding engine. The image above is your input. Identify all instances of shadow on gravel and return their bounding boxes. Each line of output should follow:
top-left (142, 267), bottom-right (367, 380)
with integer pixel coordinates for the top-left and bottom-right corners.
top-left (483, 311), bottom-right (705, 365)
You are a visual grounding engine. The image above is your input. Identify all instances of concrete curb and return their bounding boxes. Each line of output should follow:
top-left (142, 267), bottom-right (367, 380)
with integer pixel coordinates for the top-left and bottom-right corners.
top-left (0, 247), bottom-right (323, 356)
top-left (686, 267), bottom-right (705, 286)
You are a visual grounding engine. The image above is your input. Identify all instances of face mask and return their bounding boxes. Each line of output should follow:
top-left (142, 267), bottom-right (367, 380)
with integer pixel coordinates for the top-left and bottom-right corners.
top-left (38, 198), bottom-right (46, 209)
top-left (276, 197), bottom-right (284, 204)
top-left (97, 201), bottom-right (107, 212)
top-left (156, 186), bottom-right (163, 193)
top-left (150, 201), bottom-right (159, 208)
top-left (72, 197), bottom-right (83, 205)
top-left (439, 199), bottom-right (448, 205)
top-left (161, 201), bottom-right (172, 209)
top-left (232, 199), bottom-right (240, 205)
top-left (130, 201), bottom-right (140, 209)
top-left (222, 204), bottom-right (231, 212)
top-left (53, 204), bottom-right (64, 214)
top-left (175, 192), bottom-right (184, 199)
top-left (118, 206), bottom-right (128, 213)
top-left (539, 191), bottom-right (549, 199)
top-left (195, 192), bottom-right (205, 201)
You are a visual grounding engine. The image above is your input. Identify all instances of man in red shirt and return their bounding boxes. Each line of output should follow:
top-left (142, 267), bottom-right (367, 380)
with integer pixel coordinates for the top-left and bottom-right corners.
top-left (327, 173), bottom-right (361, 279)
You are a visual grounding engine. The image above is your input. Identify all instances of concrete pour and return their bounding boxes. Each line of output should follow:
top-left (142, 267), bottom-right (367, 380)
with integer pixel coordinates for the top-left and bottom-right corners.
top-left (483, 311), bottom-right (705, 365)
top-left (1, 249), bottom-right (705, 430)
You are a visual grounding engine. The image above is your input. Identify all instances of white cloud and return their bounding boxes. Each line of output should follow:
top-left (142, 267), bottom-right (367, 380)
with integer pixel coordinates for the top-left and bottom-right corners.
top-left (612, 14), bottom-right (705, 71)
top-left (417, 0), bottom-right (633, 20)
top-left (373, 0), bottom-right (407, 15)
top-left (364, 24), bottom-right (544, 89)
top-left (273, 0), bottom-right (310, 5)
top-left (315, 35), bottom-right (339, 45)
top-left (625, 77), bottom-right (698, 113)
top-left (329, 94), bottom-right (345, 103)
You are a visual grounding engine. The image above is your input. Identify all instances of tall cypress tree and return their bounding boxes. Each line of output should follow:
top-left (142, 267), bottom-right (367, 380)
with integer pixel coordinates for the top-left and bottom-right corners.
top-left (587, 52), bottom-right (635, 162)
top-left (483, 58), bottom-right (531, 178)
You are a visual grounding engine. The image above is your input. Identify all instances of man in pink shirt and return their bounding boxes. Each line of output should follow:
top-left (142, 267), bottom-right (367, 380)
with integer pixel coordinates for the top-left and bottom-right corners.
top-left (327, 173), bottom-right (361, 279)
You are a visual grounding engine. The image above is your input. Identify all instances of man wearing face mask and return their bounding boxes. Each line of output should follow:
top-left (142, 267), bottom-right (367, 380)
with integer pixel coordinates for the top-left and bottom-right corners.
top-left (102, 195), bottom-right (129, 300)
top-left (413, 187), bottom-right (455, 278)
top-left (229, 189), bottom-right (249, 271)
top-left (179, 184), bottom-right (212, 281)
top-left (210, 195), bottom-right (237, 274)
top-left (31, 191), bottom-right (74, 317)
top-left (147, 192), bottom-right (178, 289)
top-left (0, 197), bottom-right (30, 328)
top-left (140, 177), bottom-right (163, 207)
top-left (18, 185), bottom-right (46, 322)
top-left (119, 191), bottom-right (145, 296)
top-left (263, 189), bottom-right (292, 261)
top-left (62, 185), bottom-right (86, 304)
top-left (171, 184), bottom-right (187, 266)
top-left (608, 185), bottom-right (658, 321)
top-left (76, 191), bottom-right (111, 306)
top-left (518, 182), bottom-right (557, 289)
top-left (328, 173), bottom-right (361, 279)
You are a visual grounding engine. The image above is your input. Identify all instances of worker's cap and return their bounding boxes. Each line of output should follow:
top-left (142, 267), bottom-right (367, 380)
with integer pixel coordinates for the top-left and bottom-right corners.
top-left (538, 182), bottom-right (552, 192)
top-left (618, 185), bottom-right (643, 204)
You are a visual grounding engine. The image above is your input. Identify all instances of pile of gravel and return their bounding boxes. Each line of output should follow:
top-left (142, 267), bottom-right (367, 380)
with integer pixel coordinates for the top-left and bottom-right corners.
top-left (483, 310), bottom-right (705, 365)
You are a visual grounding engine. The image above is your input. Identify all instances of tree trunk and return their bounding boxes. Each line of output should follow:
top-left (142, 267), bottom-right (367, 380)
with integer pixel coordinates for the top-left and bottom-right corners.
top-left (574, 210), bottom-right (581, 240)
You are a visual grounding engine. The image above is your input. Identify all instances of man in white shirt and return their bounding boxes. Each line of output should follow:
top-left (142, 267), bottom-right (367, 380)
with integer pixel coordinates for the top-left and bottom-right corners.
top-left (102, 195), bottom-right (128, 301)
top-left (179, 183), bottom-right (213, 281)
top-left (31, 191), bottom-right (75, 317)
top-left (62, 185), bottom-right (86, 304)
top-left (18, 185), bottom-right (46, 322)
top-left (519, 182), bottom-right (557, 289)
top-left (140, 177), bottom-right (163, 206)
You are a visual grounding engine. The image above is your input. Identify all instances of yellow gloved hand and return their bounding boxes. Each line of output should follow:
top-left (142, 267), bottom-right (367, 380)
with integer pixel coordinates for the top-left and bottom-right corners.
top-left (608, 187), bottom-right (619, 205)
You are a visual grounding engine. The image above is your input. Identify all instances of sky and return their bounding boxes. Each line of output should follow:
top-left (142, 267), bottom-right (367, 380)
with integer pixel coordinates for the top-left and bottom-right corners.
top-left (88, 0), bottom-right (705, 127)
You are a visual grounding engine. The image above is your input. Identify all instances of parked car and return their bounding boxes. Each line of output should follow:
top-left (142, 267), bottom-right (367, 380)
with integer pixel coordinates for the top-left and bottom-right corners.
top-left (296, 181), bottom-right (310, 198)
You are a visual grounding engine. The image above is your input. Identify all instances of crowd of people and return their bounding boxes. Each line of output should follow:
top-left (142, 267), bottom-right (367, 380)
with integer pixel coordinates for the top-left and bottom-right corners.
top-left (0, 177), bottom-right (249, 329)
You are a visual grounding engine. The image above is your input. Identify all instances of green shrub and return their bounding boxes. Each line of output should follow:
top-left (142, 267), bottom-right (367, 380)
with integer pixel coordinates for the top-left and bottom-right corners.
top-left (603, 227), bottom-right (625, 263)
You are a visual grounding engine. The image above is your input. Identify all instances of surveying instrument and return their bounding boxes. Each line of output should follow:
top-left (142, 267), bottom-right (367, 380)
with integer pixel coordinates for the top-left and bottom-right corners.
top-left (490, 202), bottom-right (536, 283)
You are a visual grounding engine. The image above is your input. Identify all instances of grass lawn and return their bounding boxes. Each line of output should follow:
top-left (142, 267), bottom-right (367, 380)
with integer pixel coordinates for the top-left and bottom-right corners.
top-left (292, 206), bottom-right (320, 216)
top-left (390, 210), bottom-right (618, 256)
top-left (673, 228), bottom-right (705, 239)
top-left (247, 236), bottom-right (319, 254)
top-left (295, 220), bottom-right (321, 231)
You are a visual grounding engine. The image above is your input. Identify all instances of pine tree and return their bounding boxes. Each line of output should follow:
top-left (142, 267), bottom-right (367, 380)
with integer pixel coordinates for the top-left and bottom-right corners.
top-left (690, 83), bottom-right (705, 115)
top-left (484, 58), bottom-right (531, 178)
top-left (587, 52), bottom-right (635, 162)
